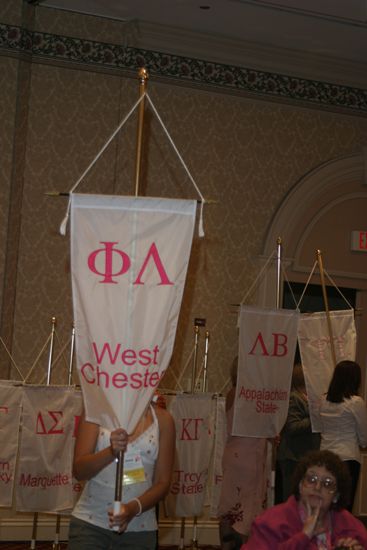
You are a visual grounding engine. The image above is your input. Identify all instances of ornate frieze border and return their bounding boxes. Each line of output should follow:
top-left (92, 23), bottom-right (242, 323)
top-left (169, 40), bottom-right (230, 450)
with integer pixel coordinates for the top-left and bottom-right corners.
top-left (1, 23), bottom-right (367, 115)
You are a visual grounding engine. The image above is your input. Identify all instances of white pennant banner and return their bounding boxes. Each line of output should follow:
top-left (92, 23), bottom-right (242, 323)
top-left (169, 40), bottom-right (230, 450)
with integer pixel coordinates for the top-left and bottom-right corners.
top-left (233, 306), bottom-right (299, 437)
top-left (166, 393), bottom-right (215, 517)
top-left (298, 309), bottom-right (356, 432)
top-left (15, 386), bottom-right (82, 512)
top-left (71, 195), bottom-right (196, 431)
top-left (0, 384), bottom-right (23, 507)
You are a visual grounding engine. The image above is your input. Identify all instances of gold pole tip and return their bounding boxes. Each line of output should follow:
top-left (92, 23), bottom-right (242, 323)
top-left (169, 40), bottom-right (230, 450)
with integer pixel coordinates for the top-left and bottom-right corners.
top-left (138, 67), bottom-right (149, 81)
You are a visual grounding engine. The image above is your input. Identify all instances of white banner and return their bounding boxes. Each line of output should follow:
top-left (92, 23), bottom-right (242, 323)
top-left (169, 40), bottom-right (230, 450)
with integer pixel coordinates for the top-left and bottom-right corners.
top-left (298, 309), bottom-right (356, 432)
top-left (166, 393), bottom-right (215, 517)
top-left (16, 386), bottom-right (82, 512)
top-left (0, 384), bottom-right (23, 507)
top-left (233, 306), bottom-right (299, 437)
top-left (71, 195), bottom-right (196, 431)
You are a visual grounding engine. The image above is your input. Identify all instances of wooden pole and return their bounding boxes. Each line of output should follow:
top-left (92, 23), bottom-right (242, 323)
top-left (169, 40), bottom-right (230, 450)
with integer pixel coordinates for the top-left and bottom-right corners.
top-left (134, 67), bottom-right (148, 196)
top-left (316, 250), bottom-right (337, 367)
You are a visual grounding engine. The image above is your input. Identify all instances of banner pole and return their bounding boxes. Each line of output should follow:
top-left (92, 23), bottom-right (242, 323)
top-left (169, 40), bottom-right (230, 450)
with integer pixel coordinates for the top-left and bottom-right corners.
top-left (46, 316), bottom-right (56, 385)
top-left (191, 325), bottom-right (200, 393)
top-left (316, 249), bottom-right (337, 367)
top-left (30, 512), bottom-right (38, 549)
top-left (30, 316), bottom-right (57, 548)
top-left (134, 67), bottom-right (148, 197)
top-left (179, 517), bottom-right (186, 549)
top-left (271, 237), bottom-right (283, 506)
top-left (52, 514), bottom-right (61, 550)
top-left (276, 236), bottom-right (282, 309)
top-left (113, 68), bottom-right (148, 527)
top-left (53, 324), bottom-right (76, 548)
top-left (202, 331), bottom-right (210, 392)
top-left (67, 324), bottom-right (76, 386)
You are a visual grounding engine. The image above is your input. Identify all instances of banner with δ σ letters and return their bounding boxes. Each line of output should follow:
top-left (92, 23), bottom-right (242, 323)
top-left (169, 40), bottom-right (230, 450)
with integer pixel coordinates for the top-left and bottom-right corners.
top-left (71, 195), bottom-right (196, 431)
top-left (0, 383), bottom-right (23, 507)
top-left (15, 386), bottom-right (82, 512)
top-left (232, 306), bottom-right (299, 438)
top-left (298, 309), bottom-right (356, 432)
top-left (166, 393), bottom-right (215, 517)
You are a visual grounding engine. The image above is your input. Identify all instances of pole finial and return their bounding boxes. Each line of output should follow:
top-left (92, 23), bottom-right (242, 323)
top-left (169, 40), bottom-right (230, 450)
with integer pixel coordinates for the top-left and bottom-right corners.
top-left (138, 67), bottom-right (149, 82)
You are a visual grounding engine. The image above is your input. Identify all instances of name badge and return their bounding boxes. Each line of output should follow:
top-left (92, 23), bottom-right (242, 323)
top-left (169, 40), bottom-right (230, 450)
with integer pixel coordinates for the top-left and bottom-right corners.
top-left (123, 450), bottom-right (146, 485)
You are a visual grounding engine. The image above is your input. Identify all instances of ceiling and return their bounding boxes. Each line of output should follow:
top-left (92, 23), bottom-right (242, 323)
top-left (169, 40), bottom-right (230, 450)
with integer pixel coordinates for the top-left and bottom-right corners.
top-left (39, 0), bottom-right (367, 88)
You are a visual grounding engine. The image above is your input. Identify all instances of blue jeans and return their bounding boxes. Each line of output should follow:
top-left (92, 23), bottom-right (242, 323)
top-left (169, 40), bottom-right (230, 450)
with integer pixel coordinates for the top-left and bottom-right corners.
top-left (68, 516), bottom-right (157, 550)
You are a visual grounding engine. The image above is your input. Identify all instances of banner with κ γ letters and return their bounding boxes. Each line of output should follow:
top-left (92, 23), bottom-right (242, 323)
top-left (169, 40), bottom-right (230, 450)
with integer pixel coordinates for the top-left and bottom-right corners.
top-left (233, 306), bottom-right (299, 438)
top-left (16, 386), bottom-right (82, 512)
top-left (71, 195), bottom-right (196, 431)
top-left (0, 384), bottom-right (23, 507)
top-left (166, 393), bottom-right (215, 517)
top-left (298, 309), bottom-right (356, 432)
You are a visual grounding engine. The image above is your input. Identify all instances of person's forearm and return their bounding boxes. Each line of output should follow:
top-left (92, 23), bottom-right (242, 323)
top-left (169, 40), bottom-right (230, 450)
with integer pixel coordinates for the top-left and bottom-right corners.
top-left (133, 480), bottom-right (171, 513)
top-left (73, 446), bottom-right (116, 481)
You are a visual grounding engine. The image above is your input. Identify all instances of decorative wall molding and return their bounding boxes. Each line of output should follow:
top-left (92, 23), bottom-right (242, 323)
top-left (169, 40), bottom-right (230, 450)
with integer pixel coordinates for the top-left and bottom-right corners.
top-left (0, 22), bottom-right (367, 116)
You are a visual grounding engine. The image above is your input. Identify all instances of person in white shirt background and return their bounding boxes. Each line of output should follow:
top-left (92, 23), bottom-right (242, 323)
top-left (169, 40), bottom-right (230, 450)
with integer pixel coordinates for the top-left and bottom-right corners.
top-left (320, 360), bottom-right (367, 512)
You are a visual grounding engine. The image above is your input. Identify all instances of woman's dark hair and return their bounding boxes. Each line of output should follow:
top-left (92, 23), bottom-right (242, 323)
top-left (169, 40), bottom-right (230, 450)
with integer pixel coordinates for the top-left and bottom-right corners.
top-left (292, 450), bottom-right (351, 509)
top-left (291, 363), bottom-right (306, 393)
top-left (326, 360), bottom-right (361, 403)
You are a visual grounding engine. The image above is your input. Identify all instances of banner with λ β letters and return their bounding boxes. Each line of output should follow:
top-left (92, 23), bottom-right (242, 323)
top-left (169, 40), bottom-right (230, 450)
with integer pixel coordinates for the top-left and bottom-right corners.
top-left (233, 306), bottom-right (299, 438)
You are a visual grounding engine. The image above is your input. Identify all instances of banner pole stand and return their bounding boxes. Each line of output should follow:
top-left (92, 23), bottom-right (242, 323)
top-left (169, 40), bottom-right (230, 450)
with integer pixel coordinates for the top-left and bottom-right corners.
top-left (316, 249), bottom-right (337, 367)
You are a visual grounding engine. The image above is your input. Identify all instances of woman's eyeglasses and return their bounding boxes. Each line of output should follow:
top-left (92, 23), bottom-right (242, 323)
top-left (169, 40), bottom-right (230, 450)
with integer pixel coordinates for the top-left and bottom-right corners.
top-left (303, 473), bottom-right (337, 493)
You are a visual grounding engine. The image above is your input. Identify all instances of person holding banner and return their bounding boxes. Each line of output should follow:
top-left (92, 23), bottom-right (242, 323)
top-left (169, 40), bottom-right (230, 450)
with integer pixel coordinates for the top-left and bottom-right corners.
top-left (243, 450), bottom-right (367, 549)
top-left (218, 358), bottom-right (267, 549)
top-left (68, 401), bottom-right (175, 550)
top-left (320, 360), bottom-right (367, 512)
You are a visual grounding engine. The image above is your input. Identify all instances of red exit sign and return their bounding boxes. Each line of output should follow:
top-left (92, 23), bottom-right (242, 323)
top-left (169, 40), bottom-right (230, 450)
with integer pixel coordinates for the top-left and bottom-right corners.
top-left (351, 231), bottom-right (367, 251)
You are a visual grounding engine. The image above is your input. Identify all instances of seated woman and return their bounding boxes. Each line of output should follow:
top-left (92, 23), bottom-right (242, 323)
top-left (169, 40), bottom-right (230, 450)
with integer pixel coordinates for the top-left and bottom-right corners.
top-left (243, 450), bottom-right (367, 549)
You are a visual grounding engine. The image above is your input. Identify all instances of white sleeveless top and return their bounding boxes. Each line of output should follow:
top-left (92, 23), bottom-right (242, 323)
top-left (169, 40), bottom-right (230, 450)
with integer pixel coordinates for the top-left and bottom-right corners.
top-left (72, 406), bottom-right (159, 532)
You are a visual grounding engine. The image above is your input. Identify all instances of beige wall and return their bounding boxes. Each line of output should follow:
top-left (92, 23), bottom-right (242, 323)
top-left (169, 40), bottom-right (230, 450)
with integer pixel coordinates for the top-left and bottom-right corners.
top-left (1, 0), bottom-right (367, 390)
